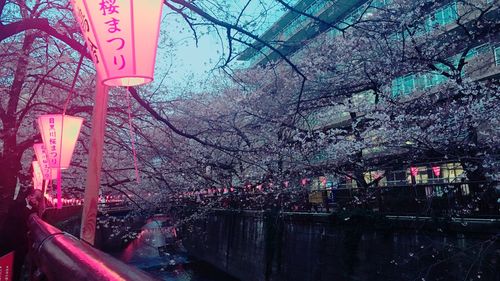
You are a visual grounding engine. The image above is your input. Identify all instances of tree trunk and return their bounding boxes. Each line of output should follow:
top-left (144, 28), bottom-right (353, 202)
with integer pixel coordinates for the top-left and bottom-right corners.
top-left (0, 32), bottom-right (35, 226)
top-left (0, 154), bottom-right (23, 226)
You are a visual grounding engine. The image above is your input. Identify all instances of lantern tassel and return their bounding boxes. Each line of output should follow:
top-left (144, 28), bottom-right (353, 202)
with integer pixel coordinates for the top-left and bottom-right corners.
top-left (126, 87), bottom-right (140, 184)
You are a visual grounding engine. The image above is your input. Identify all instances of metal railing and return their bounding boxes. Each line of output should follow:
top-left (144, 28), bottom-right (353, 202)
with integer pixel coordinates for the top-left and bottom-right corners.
top-left (28, 214), bottom-right (158, 281)
top-left (171, 181), bottom-right (499, 218)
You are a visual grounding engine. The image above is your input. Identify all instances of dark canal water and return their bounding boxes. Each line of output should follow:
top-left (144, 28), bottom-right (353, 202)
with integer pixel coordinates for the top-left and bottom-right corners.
top-left (116, 230), bottom-right (238, 281)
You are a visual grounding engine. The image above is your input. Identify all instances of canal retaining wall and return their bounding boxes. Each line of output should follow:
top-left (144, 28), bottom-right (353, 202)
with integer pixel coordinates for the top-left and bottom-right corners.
top-left (182, 210), bottom-right (499, 281)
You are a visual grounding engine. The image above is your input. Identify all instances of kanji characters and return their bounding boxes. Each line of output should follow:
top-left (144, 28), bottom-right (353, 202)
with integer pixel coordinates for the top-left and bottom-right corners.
top-left (99, 0), bottom-right (119, 16)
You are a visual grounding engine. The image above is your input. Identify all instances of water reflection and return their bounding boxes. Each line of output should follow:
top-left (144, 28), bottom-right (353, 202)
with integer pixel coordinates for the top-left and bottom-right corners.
top-left (119, 215), bottom-right (237, 281)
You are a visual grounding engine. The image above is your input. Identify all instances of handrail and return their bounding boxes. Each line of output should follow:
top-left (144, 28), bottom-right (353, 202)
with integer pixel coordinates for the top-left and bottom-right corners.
top-left (28, 214), bottom-right (158, 281)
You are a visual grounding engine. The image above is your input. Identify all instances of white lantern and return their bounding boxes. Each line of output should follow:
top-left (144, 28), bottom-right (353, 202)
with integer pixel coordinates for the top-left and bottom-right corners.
top-left (71, 0), bottom-right (163, 86)
top-left (32, 161), bottom-right (44, 185)
top-left (33, 177), bottom-right (42, 190)
top-left (37, 114), bottom-right (84, 169)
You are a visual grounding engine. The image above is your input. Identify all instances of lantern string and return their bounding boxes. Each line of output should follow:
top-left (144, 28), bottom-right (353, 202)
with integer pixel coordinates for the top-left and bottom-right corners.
top-left (126, 87), bottom-right (141, 184)
top-left (57, 52), bottom-right (84, 209)
top-left (63, 52), bottom-right (85, 115)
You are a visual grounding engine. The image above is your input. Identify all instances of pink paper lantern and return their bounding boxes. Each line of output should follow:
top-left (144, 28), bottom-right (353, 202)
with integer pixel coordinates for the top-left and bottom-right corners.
top-left (319, 176), bottom-right (327, 187)
top-left (33, 143), bottom-right (58, 180)
top-left (37, 114), bottom-right (84, 169)
top-left (72, 0), bottom-right (163, 87)
top-left (410, 167), bottom-right (419, 177)
top-left (432, 165), bottom-right (441, 177)
top-left (300, 178), bottom-right (308, 186)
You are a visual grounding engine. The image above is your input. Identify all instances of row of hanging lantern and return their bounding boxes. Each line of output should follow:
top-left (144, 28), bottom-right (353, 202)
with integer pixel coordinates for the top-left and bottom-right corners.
top-left (32, 115), bottom-right (84, 209)
top-left (410, 166), bottom-right (441, 177)
top-left (31, 0), bottom-right (164, 208)
top-left (45, 192), bottom-right (84, 207)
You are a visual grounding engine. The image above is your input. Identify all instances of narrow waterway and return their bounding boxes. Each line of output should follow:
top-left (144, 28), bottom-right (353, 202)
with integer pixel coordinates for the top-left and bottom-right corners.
top-left (116, 228), bottom-right (238, 281)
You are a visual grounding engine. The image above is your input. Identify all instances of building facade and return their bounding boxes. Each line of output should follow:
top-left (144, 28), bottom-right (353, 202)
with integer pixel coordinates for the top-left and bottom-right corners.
top-left (237, 0), bottom-right (499, 206)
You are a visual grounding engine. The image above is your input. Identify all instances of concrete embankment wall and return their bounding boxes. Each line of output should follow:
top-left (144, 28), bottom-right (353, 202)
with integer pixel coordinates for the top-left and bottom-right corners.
top-left (182, 210), bottom-right (499, 281)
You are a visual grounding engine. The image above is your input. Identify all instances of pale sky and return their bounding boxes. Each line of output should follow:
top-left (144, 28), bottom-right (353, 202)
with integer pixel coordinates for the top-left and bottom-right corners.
top-left (151, 1), bottom-right (294, 96)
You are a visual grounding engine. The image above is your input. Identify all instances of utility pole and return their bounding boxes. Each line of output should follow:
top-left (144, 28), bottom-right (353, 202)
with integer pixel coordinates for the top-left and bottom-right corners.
top-left (80, 78), bottom-right (109, 245)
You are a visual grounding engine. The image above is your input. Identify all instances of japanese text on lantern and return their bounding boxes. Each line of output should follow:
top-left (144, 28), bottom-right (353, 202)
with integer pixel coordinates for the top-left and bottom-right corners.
top-left (48, 118), bottom-right (58, 166)
top-left (100, 0), bottom-right (126, 70)
top-left (39, 145), bottom-right (51, 179)
top-left (75, 5), bottom-right (100, 64)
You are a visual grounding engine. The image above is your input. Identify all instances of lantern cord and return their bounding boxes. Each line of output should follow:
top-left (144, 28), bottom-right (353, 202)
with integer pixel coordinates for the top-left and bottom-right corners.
top-left (63, 52), bottom-right (85, 115)
top-left (126, 87), bottom-right (141, 184)
top-left (56, 52), bottom-right (84, 208)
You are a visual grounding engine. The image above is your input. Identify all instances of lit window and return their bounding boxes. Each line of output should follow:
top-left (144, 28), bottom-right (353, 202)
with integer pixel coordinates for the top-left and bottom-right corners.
top-left (407, 166), bottom-right (428, 184)
top-left (425, 2), bottom-right (458, 32)
top-left (363, 170), bottom-right (387, 186)
top-left (425, 186), bottom-right (445, 197)
top-left (391, 77), bottom-right (403, 97)
top-left (441, 163), bottom-right (465, 182)
top-left (402, 75), bottom-right (417, 94)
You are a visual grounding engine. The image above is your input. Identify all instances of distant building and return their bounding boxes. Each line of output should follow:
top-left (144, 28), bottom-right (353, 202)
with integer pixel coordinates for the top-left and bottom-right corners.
top-left (238, 0), bottom-right (499, 193)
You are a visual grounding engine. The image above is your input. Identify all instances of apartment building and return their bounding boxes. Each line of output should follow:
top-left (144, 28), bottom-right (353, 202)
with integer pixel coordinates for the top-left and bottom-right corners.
top-left (238, 0), bottom-right (499, 192)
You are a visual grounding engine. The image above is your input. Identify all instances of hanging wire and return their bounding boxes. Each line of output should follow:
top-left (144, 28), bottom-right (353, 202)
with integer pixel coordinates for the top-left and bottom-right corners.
top-left (126, 86), bottom-right (141, 184)
top-left (63, 52), bottom-right (85, 114)
top-left (55, 52), bottom-right (85, 209)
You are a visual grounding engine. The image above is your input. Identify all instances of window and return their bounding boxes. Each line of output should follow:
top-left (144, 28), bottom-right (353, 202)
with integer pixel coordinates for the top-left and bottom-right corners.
top-left (460, 184), bottom-right (470, 195)
top-left (342, 175), bottom-right (358, 189)
top-left (403, 75), bottom-right (415, 94)
top-left (425, 186), bottom-right (433, 198)
top-left (441, 3), bottom-right (458, 25)
top-left (391, 77), bottom-right (403, 97)
top-left (386, 170), bottom-right (406, 186)
top-left (372, 0), bottom-right (391, 8)
top-left (423, 65), bottom-right (448, 88)
top-left (407, 166), bottom-right (428, 184)
top-left (282, 15), bottom-right (307, 39)
top-left (363, 170), bottom-right (387, 187)
top-left (305, 0), bottom-right (329, 17)
top-left (424, 186), bottom-right (444, 197)
top-left (465, 43), bottom-right (490, 60)
top-left (328, 27), bottom-right (341, 37)
top-left (441, 163), bottom-right (465, 182)
top-left (425, 2), bottom-right (458, 32)
top-left (392, 74), bottom-right (419, 96)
